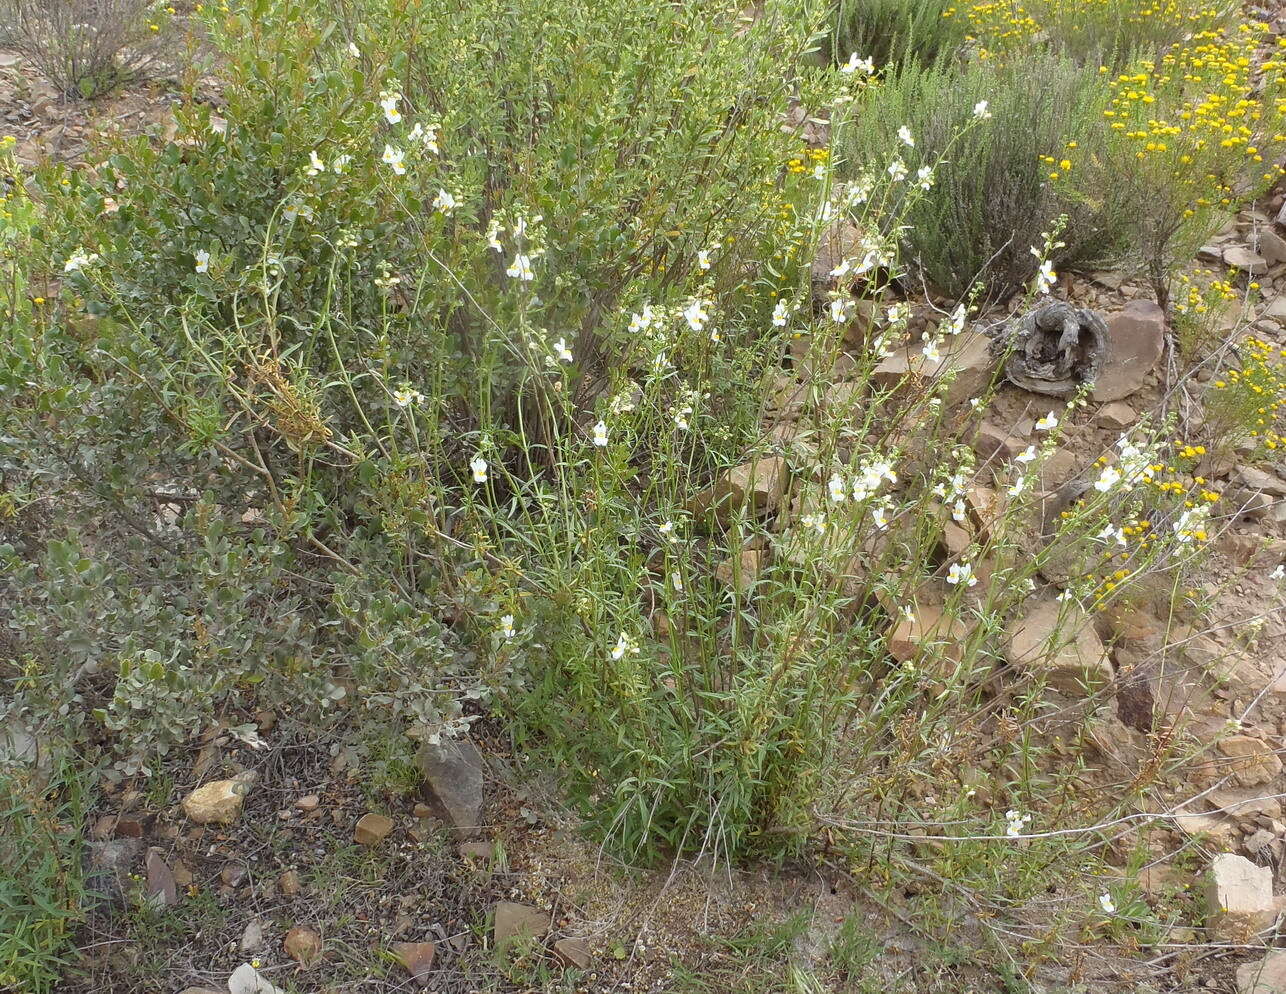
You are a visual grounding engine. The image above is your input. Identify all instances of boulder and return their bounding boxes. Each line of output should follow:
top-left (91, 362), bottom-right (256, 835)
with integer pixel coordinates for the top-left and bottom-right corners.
top-left (874, 329), bottom-right (995, 408)
top-left (1005, 599), bottom-right (1112, 696)
top-left (1238, 948), bottom-right (1286, 994)
top-left (1205, 852), bottom-right (1275, 941)
top-left (1091, 300), bottom-right (1166, 402)
top-left (689, 457), bottom-right (790, 523)
top-left (417, 738), bottom-right (484, 834)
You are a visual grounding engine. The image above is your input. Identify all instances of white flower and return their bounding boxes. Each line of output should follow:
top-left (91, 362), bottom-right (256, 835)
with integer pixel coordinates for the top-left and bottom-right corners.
top-left (901, 605), bottom-right (915, 624)
top-left (697, 249), bottom-right (711, 271)
top-left (592, 420), bottom-right (608, 447)
top-left (382, 144), bottom-right (406, 175)
top-left (670, 571), bottom-right (683, 592)
top-left (828, 474), bottom-right (847, 503)
top-left (610, 632), bottom-right (630, 660)
top-left (470, 456), bottom-right (488, 484)
top-left (887, 159), bottom-right (907, 182)
top-left (830, 258), bottom-right (853, 279)
top-left (1098, 524), bottom-right (1126, 547)
top-left (1098, 892), bottom-right (1116, 915)
top-left (659, 520), bottom-right (677, 541)
top-left (673, 404), bottom-right (692, 430)
top-left (379, 91), bottom-right (402, 125)
top-left (408, 122), bottom-right (439, 153)
top-left (307, 149), bottom-right (324, 176)
top-left (943, 303), bottom-right (968, 336)
top-left (1005, 809), bottom-right (1031, 837)
top-left (951, 499), bottom-right (967, 524)
top-left (886, 302), bottom-right (910, 325)
top-left (1271, 564), bottom-right (1285, 580)
top-left (897, 125), bottom-right (914, 147)
top-left (1015, 445), bottom-right (1037, 464)
top-left (507, 254), bottom-right (534, 280)
top-left (332, 154), bottom-right (351, 174)
top-left (840, 52), bottom-right (874, 75)
top-left (194, 249), bottom-right (210, 274)
top-left (628, 305), bottom-right (654, 333)
top-left (1034, 412), bottom-right (1059, 431)
top-left (683, 299), bottom-right (710, 332)
top-left (63, 248), bottom-right (98, 272)
top-left (920, 336), bottom-right (942, 363)
top-left (872, 501), bottom-right (891, 529)
top-left (709, 327), bottom-right (722, 343)
top-left (500, 614), bottom-right (516, 639)
top-left (916, 166), bottom-right (934, 190)
top-left (392, 386), bottom-right (424, 408)
top-left (553, 338), bottom-right (573, 363)
top-left (772, 300), bottom-right (790, 327)
top-left (947, 562), bottom-right (977, 587)
top-left (801, 513), bottom-right (827, 534)
top-left (1093, 466), bottom-right (1121, 492)
top-left (1007, 475), bottom-right (1027, 497)
top-left (973, 100), bottom-right (992, 119)
top-left (830, 298), bottom-right (854, 324)
top-left (486, 220), bottom-right (503, 252)
top-left (1034, 258), bottom-right (1056, 295)
top-left (347, 42), bottom-right (360, 57)
top-left (433, 188), bottom-right (456, 214)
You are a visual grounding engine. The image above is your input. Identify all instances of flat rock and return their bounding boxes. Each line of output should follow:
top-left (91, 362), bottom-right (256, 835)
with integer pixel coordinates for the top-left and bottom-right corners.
top-left (1205, 852), bottom-right (1275, 941)
top-left (392, 940), bottom-right (436, 982)
top-left (417, 739), bottom-right (484, 834)
top-left (240, 920), bottom-right (265, 955)
top-left (1226, 245), bottom-right (1270, 275)
top-left (1238, 465), bottom-right (1286, 497)
top-left (493, 901), bottom-right (548, 952)
top-left (355, 812), bottom-right (395, 846)
top-left (83, 838), bottom-right (142, 909)
top-left (182, 775), bottom-right (253, 825)
top-left (713, 550), bottom-right (764, 593)
top-left (1005, 599), bottom-right (1112, 696)
top-left (1217, 735), bottom-right (1283, 787)
top-left (145, 849), bottom-right (178, 908)
top-left (1258, 229), bottom-right (1286, 264)
top-left (689, 456), bottom-right (790, 523)
top-left (1238, 948), bottom-right (1286, 993)
top-left (553, 937), bottom-right (592, 969)
top-left (227, 963), bottom-right (285, 994)
top-left (1091, 300), bottom-right (1166, 402)
top-left (279, 869), bottom-right (302, 896)
top-left (1096, 401), bottom-right (1136, 429)
top-left (874, 329), bottom-right (994, 408)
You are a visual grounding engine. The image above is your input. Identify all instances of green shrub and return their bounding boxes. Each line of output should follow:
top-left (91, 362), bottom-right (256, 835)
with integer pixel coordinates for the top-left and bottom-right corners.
top-left (839, 51), bottom-right (1130, 299)
top-left (830, 0), bottom-right (964, 70)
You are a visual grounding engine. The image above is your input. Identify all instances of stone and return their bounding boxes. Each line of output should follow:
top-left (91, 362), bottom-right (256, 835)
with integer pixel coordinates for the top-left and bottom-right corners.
top-left (392, 940), bottom-right (436, 983)
top-left (689, 457), bottom-right (790, 523)
top-left (228, 962), bottom-right (285, 994)
top-left (713, 550), bottom-right (764, 593)
top-left (1258, 229), bottom-right (1286, 264)
top-left (887, 604), bottom-right (969, 674)
top-left (182, 774), bottom-right (253, 825)
top-left (1205, 852), bottom-right (1275, 940)
top-left (1218, 735), bottom-right (1284, 787)
top-left (493, 901), bottom-right (549, 952)
top-left (294, 794), bottom-right (320, 812)
top-left (240, 920), bottom-right (265, 955)
top-left (1174, 809), bottom-right (1238, 848)
top-left (1096, 402), bottom-right (1136, 429)
top-left (1244, 828), bottom-right (1277, 856)
top-left (171, 858), bottom-right (193, 888)
top-left (1262, 296), bottom-right (1286, 323)
top-left (178, 988), bottom-right (223, 994)
top-left (1207, 789), bottom-right (1283, 824)
top-left (417, 738), bottom-right (484, 834)
top-left (1005, 599), bottom-right (1112, 696)
top-left (1237, 948), bottom-right (1286, 994)
top-left (220, 862), bottom-right (247, 887)
top-left (144, 849), bottom-right (178, 908)
top-left (972, 422), bottom-right (1022, 465)
top-left (1091, 300), bottom-right (1166, 402)
top-left (354, 812), bottom-right (395, 846)
top-left (553, 937), bottom-right (592, 970)
top-left (459, 840), bottom-right (494, 861)
top-left (83, 838), bottom-right (142, 909)
top-left (284, 926), bottom-right (323, 967)
top-left (810, 220), bottom-right (864, 303)
top-left (1114, 647), bottom-right (1211, 733)
top-left (874, 329), bottom-right (994, 408)
top-left (1225, 245), bottom-right (1270, 275)
top-left (279, 870), bottom-right (302, 896)
top-left (1238, 466), bottom-right (1286, 497)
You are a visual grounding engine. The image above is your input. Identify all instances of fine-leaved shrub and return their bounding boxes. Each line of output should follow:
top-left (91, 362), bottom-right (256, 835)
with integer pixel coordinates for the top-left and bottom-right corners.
top-left (830, 0), bottom-right (964, 70)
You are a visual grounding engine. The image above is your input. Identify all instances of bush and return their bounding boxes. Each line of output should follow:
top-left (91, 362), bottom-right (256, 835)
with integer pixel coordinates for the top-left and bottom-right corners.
top-left (0, 0), bottom-right (170, 98)
top-left (830, 0), bottom-right (964, 70)
top-left (839, 51), bottom-right (1130, 299)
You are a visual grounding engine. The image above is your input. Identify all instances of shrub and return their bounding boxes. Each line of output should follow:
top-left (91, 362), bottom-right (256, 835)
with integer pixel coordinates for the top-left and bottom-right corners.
top-left (839, 51), bottom-right (1130, 299)
top-left (830, 0), bottom-right (965, 70)
top-left (0, 0), bottom-right (170, 98)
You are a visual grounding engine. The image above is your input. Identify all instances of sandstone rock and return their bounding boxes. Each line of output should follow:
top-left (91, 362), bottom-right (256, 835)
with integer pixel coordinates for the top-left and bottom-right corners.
top-left (279, 870), bottom-right (302, 897)
top-left (145, 849), bottom-right (178, 908)
top-left (1091, 300), bottom-right (1166, 402)
top-left (494, 901), bottom-right (548, 952)
top-left (240, 920), bottom-right (265, 955)
top-left (972, 422), bottom-right (1022, 465)
top-left (228, 962), bottom-right (285, 994)
top-left (1218, 735), bottom-right (1284, 787)
top-left (1226, 245), bottom-right (1270, 275)
top-left (354, 812), bottom-right (395, 846)
top-left (873, 329), bottom-right (994, 408)
top-left (714, 550), bottom-right (765, 593)
top-left (284, 925), bottom-right (322, 967)
top-left (1262, 296), bottom-right (1286, 323)
top-left (1114, 646), bottom-right (1211, 733)
top-left (1237, 948), bottom-right (1286, 994)
top-left (887, 604), bottom-right (970, 672)
top-left (1205, 852), bottom-right (1275, 940)
top-left (392, 940), bottom-right (436, 982)
top-left (182, 775), bottom-right (253, 825)
top-left (1096, 401), bottom-right (1136, 429)
top-left (1258, 229), bottom-right (1286, 264)
top-left (1005, 599), bottom-right (1112, 695)
top-left (1174, 809), bottom-right (1238, 848)
top-left (294, 794), bottom-right (320, 812)
top-left (459, 840), bottom-right (494, 861)
top-left (417, 738), bottom-right (484, 834)
top-left (1238, 465), bottom-right (1286, 498)
top-left (553, 937), bottom-right (592, 969)
top-left (810, 220), bottom-right (864, 303)
top-left (1207, 789), bottom-right (1283, 824)
top-left (689, 457), bottom-right (790, 523)
top-left (83, 838), bottom-right (142, 909)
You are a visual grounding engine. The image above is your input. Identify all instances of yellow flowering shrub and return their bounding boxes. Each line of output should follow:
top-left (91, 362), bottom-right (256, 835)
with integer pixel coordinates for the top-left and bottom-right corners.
top-left (1208, 334), bottom-right (1286, 452)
